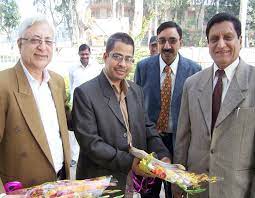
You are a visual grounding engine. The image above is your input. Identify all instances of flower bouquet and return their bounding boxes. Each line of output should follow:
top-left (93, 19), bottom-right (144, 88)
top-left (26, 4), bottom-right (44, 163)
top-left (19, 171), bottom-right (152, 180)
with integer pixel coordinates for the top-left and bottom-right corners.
top-left (129, 146), bottom-right (222, 194)
top-left (7, 176), bottom-right (123, 198)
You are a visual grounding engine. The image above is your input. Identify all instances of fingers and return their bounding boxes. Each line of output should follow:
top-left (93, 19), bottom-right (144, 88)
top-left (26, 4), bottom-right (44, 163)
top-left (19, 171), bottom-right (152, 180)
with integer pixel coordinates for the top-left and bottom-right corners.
top-left (160, 157), bottom-right (171, 164)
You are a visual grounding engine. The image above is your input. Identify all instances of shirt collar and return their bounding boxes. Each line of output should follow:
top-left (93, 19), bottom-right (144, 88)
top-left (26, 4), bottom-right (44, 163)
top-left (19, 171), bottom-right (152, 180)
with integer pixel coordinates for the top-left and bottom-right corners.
top-left (103, 68), bottom-right (129, 95)
top-left (159, 53), bottom-right (179, 75)
top-left (20, 58), bottom-right (50, 84)
top-left (213, 57), bottom-right (239, 81)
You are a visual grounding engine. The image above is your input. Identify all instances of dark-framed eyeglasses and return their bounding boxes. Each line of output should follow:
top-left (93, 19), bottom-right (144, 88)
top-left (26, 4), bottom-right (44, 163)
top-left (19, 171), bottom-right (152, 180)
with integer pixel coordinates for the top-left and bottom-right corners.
top-left (157, 37), bottom-right (178, 45)
top-left (109, 52), bottom-right (134, 64)
top-left (20, 38), bottom-right (55, 46)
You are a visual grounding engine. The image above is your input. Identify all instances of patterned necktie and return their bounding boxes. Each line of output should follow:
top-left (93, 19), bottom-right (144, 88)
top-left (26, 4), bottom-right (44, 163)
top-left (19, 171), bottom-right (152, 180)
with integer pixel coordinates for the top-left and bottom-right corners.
top-left (156, 65), bottom-right (171, 133)
top-left (211, 69), bottom-right (225, 133)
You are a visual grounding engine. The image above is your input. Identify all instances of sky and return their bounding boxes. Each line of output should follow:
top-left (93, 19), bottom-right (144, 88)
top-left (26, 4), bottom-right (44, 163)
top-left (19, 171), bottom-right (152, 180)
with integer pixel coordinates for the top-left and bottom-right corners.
top-left (16, 0), bottom-right (38, 20)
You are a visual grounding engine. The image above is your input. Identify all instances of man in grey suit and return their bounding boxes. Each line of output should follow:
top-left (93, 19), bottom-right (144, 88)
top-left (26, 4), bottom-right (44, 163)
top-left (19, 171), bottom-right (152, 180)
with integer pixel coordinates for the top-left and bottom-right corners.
top-left (134, 21), bottom-right (201, 197)
top-left (72, 32), bottom-right (170, 194)
top-left (174, 13), bottom-right (255, 198)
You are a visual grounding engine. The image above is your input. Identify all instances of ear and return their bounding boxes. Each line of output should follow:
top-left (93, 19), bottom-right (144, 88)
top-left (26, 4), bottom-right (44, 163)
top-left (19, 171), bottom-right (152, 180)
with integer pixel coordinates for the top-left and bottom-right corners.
top-left (17, 39), bottom-right (22, 51)
top-left (180, 39), bottom-right (183, 47)
top-left (103, 52), bottom-right (108, 63)
top-left (239, 35), bottom-right (242, 48)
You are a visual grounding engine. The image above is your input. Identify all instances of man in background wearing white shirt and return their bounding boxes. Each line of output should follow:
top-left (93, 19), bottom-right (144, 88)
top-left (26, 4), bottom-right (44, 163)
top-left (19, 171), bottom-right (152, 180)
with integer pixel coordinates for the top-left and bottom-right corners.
top-left (69, 44), bottom-right (103, 167)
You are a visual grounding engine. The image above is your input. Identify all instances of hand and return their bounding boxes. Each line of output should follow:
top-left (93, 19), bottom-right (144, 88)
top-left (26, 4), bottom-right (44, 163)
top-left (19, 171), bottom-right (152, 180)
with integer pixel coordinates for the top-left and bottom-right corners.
top-left (131, 157), bottom-right (152, 178)
top-left (160, 157), bottom-right (171, 164)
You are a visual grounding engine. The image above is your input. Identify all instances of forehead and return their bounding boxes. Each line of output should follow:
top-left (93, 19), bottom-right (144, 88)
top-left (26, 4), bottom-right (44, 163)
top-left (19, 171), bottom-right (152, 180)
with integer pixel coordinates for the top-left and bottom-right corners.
top-left (79, 49), bottom-right (90, 54)
top-left (111, 41), bottom-right (134, 55)
top-left (209, 21), bottom-right (237, 37)
top-left (158, 27), bottom-right (180, 39)
top-left (23, 22), bottom-right (54, 38)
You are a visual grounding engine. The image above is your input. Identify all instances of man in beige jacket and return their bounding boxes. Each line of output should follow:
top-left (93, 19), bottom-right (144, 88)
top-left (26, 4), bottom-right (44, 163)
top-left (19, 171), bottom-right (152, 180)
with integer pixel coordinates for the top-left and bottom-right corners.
top-left (0, 16), bottom-right (71, 196)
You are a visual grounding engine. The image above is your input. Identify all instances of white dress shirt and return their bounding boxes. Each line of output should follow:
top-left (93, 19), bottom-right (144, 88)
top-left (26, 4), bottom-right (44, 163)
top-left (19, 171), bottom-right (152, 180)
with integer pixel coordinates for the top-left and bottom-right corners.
top-left (21, 60), bottom-right (64, 173)
top-left (213, 58), bottom-right (239, 103)
top-left (69, 60), bottom-right (103, 99)
top-left (159, 53), bottom-right (179, 133)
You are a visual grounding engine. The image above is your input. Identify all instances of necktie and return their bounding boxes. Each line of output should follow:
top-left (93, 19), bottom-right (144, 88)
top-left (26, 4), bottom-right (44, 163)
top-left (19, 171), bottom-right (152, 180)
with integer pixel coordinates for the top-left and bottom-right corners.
top-left (211, 69), bottom-right (225, 132)
top-left (156, 65), bottom-right (171, 133)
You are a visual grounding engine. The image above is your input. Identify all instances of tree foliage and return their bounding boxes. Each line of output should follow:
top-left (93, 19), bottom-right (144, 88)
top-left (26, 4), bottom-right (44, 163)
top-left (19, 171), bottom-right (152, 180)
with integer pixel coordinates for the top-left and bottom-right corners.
top-left (0, 0), bottom-right (20, 41)
top-left (33, 0), bottom-right (91, 45)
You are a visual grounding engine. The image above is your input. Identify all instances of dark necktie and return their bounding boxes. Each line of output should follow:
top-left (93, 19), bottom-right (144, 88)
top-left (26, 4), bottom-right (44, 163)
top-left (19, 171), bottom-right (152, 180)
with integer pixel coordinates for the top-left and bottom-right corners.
top-left (211, 69), bottom-right (225, 133)
top-left (156, 65), bottom-right (171, 133)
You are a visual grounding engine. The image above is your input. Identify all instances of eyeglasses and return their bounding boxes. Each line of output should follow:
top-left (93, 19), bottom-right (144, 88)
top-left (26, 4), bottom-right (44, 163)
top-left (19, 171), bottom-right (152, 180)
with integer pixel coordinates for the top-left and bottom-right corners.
top-left (109, 52), bottom-right (134, 64)
top-left (20, 38), bottom-right (55, 46)
top-left (157, 37), bottom-right (178, 45)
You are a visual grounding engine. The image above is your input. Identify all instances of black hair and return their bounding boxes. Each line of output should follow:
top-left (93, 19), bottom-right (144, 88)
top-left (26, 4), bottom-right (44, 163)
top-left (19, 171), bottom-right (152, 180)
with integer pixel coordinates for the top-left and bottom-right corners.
top-left (105, 32), bottom-right (134, 54)
top-left (157, 21), bottom-right (182, 39)
top-left (206, 12), bottom-right (241, 41)
top-left (79, 44), bottom-right (90, 53)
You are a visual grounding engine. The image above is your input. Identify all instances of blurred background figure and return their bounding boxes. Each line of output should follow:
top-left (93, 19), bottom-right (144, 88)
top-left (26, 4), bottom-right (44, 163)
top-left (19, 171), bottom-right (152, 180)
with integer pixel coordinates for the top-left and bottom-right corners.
top-left (69, 44), bottom-right (103, 167)
top-left (148, 35), bottom-right (158, 56)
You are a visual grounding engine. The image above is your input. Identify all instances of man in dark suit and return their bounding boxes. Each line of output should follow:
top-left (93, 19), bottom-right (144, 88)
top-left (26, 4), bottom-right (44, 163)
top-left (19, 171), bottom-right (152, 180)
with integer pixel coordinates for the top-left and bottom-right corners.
top-left (72, 32), bottom-right (170, 195)
top-left (174, 13), bottom-right (254, 198)
top-left (134, 21), bottom-right (201, 198)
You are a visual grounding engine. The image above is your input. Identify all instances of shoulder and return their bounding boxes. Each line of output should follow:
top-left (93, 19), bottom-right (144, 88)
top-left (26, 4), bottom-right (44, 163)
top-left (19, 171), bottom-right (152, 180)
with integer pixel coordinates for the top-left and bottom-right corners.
top-left (128, 80), bottom-right (141, 89)
top-left (49, 70), bottom-right (64, 81)
top-left (69, 64), bottom-right (81, 74)
top-left (185, 67), bottom-right (210, 88)
top-left (127, 80), bottom-right (143, 96)
top-left (48, 70), bottom-right (65, 88)
top-left (76, 75), bottom-right (99, 92)
top-left (137, 55), bottom-right (159, 69)
top-left (179, 55), bottom-right (201, 70)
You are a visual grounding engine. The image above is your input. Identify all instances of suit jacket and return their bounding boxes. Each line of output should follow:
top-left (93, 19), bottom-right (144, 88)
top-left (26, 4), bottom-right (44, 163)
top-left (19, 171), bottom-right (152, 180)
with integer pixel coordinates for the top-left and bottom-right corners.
top-left (174, 59), bottom-right (255, 198)
top-left (0, 62), bottom-right (71, 192)
top-left (72, 71), bottom-right (170, 191)
top-left (134, 54), bottom-right (201, 136)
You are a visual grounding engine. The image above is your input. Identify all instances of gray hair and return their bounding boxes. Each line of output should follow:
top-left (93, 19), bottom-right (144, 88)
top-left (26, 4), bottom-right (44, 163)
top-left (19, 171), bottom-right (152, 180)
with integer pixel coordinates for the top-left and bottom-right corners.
top-left (18, 15), bottom-right (55, 38)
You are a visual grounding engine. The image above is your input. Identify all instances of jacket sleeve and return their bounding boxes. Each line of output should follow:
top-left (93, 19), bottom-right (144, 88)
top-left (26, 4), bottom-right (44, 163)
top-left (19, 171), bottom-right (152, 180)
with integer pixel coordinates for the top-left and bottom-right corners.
top-left (250, 164), bottom-right (255, 197)
top-left (173, 81), bottom-right (191, 167)
top-left (72, 86), bottom-right (134, 174)
top-left (134, 62), bottom-right (142, 85)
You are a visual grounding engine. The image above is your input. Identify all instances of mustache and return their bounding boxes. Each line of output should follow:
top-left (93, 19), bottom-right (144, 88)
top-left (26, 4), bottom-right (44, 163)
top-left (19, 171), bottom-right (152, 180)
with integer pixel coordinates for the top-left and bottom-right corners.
top-left (162, 48), bottom-right (174, 53)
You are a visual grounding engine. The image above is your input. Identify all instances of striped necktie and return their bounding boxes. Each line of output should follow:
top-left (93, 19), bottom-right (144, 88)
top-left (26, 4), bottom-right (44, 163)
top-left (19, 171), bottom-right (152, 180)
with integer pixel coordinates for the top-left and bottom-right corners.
top-left (211, 69), bottom-right (225, 133)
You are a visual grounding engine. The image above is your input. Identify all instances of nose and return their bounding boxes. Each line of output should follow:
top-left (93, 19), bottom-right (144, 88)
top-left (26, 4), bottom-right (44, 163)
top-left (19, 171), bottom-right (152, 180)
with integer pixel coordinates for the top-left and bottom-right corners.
top-left (164, 40), bottom-right (172, 49)
top-left (118, 57), bottom-right (127, 66)
top-left (37, 41), bottom-right (47, 50)
top-left (217, 37), bottom-right (226, 48)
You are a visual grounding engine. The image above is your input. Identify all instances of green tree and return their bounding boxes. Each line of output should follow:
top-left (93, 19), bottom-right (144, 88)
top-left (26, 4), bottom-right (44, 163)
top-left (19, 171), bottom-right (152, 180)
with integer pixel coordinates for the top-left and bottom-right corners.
top-left (0, 0), bottom-right (20, 42)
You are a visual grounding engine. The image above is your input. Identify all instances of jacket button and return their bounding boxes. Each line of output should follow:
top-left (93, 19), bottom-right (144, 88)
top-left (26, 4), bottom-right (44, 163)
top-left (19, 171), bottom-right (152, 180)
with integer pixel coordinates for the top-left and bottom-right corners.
top-left (210, 149), bottom-right (215, 154)
top-left (123, 132), bottom-right (127, 138)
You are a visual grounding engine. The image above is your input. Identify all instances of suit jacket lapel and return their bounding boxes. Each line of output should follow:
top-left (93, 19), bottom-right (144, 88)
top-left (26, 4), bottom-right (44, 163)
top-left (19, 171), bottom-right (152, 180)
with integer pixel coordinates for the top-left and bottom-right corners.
top-left (198, 67), bottom-right (214, 135)
top-left (172, 55), bottom-right (188, 107)
top-left (215, 60), bottom-right (248, 128)
top-left (14, 63), bottom-right (54, 167)
top-left (126, 87), bottom-right (136, 131)
top-left (99, 72), bottom-right (126, 127)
